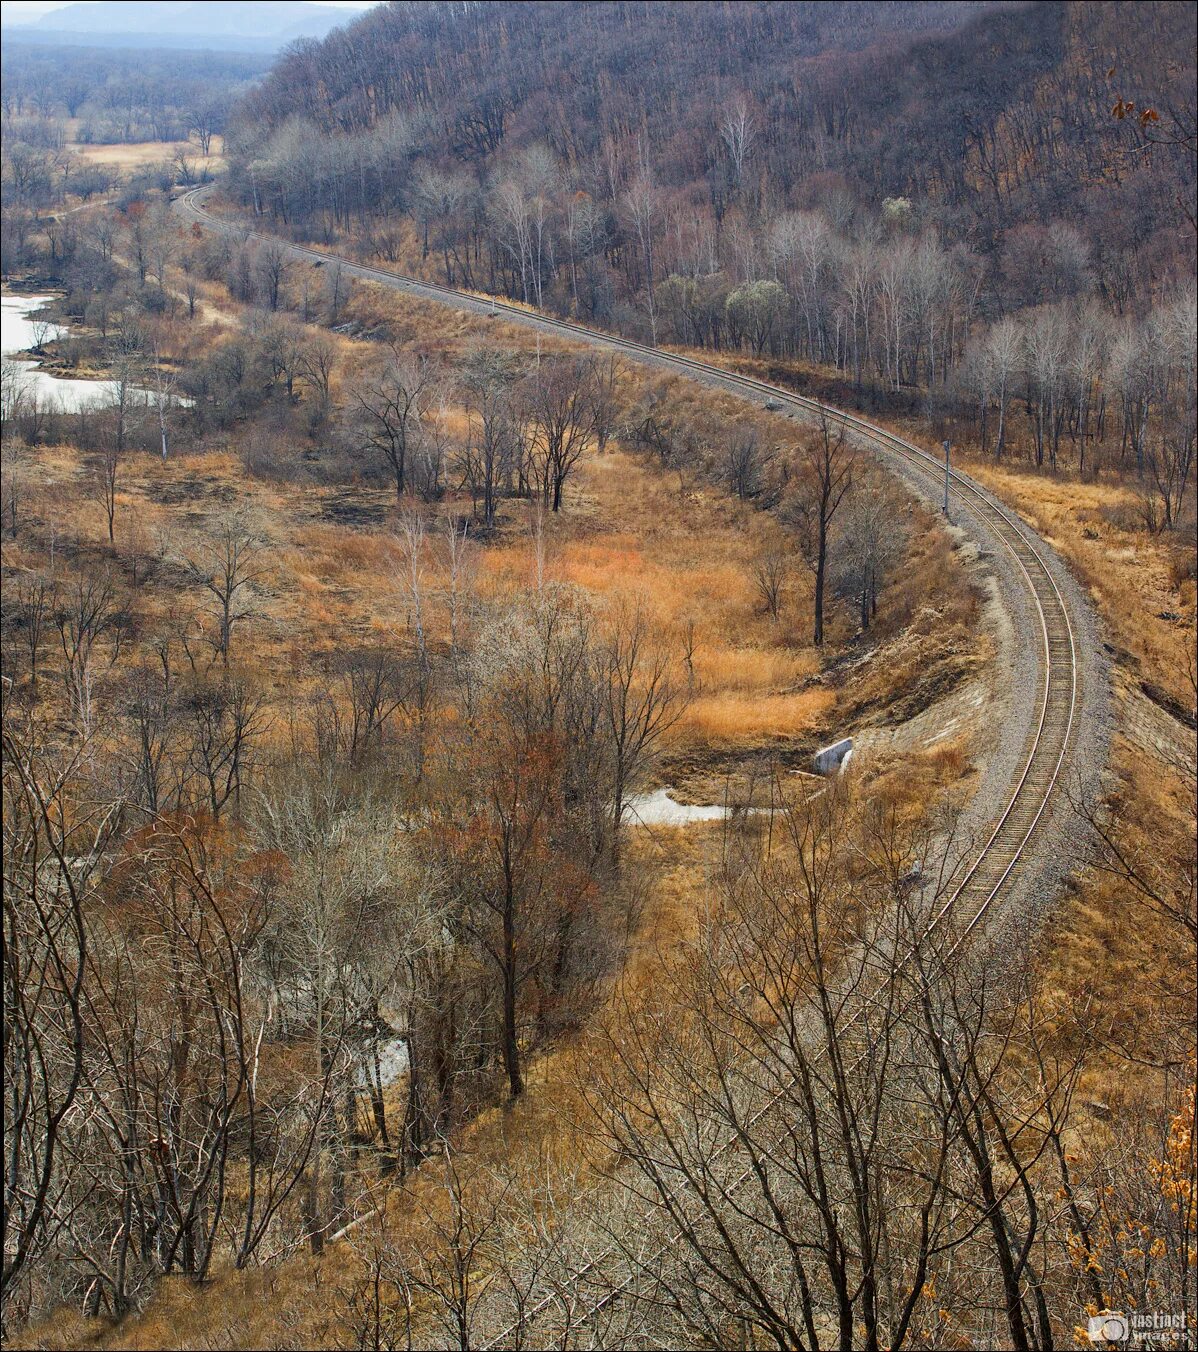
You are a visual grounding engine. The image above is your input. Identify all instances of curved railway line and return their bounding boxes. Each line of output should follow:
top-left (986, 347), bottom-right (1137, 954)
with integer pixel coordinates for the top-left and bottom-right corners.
top-left (176, 187), bottom-right (1088, 1347)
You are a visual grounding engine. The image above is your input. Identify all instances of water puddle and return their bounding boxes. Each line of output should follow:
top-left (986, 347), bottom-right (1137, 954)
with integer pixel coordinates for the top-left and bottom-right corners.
top-left (624, 788), bottom-right (740, 825)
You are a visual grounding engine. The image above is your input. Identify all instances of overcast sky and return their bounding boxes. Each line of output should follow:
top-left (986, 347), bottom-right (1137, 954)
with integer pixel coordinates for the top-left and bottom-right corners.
top-left (1, 0), bottom-right (377, 21)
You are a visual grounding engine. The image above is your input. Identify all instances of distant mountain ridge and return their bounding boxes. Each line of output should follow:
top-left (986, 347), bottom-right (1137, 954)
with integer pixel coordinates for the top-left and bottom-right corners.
top-left (1, 1), bottom-right (369, 52)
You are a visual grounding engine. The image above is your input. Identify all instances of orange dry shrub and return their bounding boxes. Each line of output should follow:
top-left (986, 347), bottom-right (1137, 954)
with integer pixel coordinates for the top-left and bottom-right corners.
top-left (1068, 1071), bottom-right (1197, 1343)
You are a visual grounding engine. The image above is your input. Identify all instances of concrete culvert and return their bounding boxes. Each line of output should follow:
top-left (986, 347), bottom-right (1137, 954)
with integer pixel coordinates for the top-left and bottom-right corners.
top-left (813, 737), bottom-right (853, 775)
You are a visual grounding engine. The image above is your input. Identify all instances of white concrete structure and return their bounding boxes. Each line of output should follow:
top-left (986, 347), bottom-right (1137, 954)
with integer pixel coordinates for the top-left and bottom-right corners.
top-left (813, 737), bottom-right (853, 775)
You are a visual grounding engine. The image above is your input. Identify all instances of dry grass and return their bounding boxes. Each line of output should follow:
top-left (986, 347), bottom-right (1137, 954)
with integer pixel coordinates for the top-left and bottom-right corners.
top-left (964, 461), bottom-right (1196, 708)
top-left (5, 232), bottom-right (996, 1351)
top-left (678, 687), bottom-right (837, 742)
top-left (955, 460), bottom-right (1195, 1081)
top-left (474, 444), bottom-right (841, 760)
top-left (691, 644), bottom-right (819, 693)
top-left (67, 136), bottom-right (226, 172)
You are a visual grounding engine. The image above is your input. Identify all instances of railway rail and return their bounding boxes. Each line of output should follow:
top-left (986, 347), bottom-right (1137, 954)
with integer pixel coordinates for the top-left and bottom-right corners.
top-left (176, 187), bottom-right (1082, 1347)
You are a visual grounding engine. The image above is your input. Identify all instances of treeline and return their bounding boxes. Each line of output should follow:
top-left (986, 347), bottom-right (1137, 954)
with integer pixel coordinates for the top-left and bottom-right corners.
top-left (0, 42), bottom-right (265, 145)
top-left (231, 0), bottom-right (1194, 304)
top-left (0, 41), bottom-right (257, 234)
top-left (954, 292), bottom-right (1195, 509)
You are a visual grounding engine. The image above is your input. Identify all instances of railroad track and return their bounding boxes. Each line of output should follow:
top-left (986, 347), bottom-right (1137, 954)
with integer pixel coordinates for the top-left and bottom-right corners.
top-left (175, 187), bottom-right (1081, 1346)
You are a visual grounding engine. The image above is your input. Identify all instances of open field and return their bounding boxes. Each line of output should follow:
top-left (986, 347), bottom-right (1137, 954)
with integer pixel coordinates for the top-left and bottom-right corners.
top-left (66, 135), bottom-right (226, 172)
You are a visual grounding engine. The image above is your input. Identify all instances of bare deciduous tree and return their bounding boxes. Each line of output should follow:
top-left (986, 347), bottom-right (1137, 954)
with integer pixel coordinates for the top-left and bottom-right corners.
top-left (354, 349), bottom-right (431, 499)
top-left (256, 240), bottom-right (291, 312)
top-left (524, 355), bottom-right (602, 512)
top-left (786, 406), bottom-right (855, 645)
top-left (601, 601), bottom-right (682, 864)
top-left (188, 515), bottom-right (262, 666)
top-left (719, 95), bottom-right (757, 192)
top-left (834, 477), bottom-right (906, 631)
top-left (752, 550), bottom-right (790, 622)
top-left (2, 723), bottom-right (122, 1318)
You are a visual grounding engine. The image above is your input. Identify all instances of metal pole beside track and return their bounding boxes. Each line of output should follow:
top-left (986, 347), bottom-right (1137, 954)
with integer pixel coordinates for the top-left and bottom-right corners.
top-left (943, 439), bottom-right (951, 516)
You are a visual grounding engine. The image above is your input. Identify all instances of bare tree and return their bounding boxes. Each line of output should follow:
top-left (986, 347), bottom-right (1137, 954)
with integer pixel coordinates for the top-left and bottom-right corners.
top-left (592, 353), bottom-right (622, 454)
top-left (834, 478), bottom-right (906, 631)
top-left (752, 550), bottom-right (790, 622)
top-left (719, 95), bottom-right (757, 192)
top-left (2, 722), bottom-right (123, 1318)
top-left (54, 571), bottom-right (126, 735)
top-left (524, 355), bottom-right (601, 512)
top-left (601, 601), bottom-right (682, 864)
top-left (253, 768), bottom-right (409, 1253)
top-left (724, 428), bottom-right (777, 502)
top-left (582, 782), bottom-right (1088, 1352)
top-left (256, 240), bottom-right (290, 312)
top-left (189, 515), bottom-right (262, 665)
top-left (325, 261), bottom-right (348, 325)
top-left (1, 437), bottom-right (29, 538)
top-left (92, 334), bottom-right (148, 543)
top-left (185, 676), bottom-right (268, 815)
top-left (86, 821), bottom-right (266, 1290)
top-left (187, 99), bottom-right (221, 156)
top-left (987, 316), bottom-right (1021, 458)
top-left (355, 349), bottom-right (431, 499)
top-left (786, 407), bottom-right (855, 645)
top-left (93, 441), bottom-right (120, 544)
top-left (1145, 427), bottom-right (1196, 531)
top-left (622, 167), bottom-right (659, 344)
top-left (149, 354), bottom-right (178, 462)
top-left (300, 332), bottom-right (338, 420)
top-left (460, 353), bottom-right (519, 528)
top-left (442, 514), bottom-right (476, 671)
top-left (7, 575), bottom-right (53, 690)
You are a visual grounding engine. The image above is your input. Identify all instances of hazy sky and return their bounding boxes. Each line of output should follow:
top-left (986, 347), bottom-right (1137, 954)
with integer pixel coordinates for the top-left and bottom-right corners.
top-left (1, 0), bottom-right (377, 20)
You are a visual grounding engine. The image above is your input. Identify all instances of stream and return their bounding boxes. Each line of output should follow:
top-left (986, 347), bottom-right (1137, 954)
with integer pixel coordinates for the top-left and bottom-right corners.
top-left (2, 293), bottom-right (162, 414)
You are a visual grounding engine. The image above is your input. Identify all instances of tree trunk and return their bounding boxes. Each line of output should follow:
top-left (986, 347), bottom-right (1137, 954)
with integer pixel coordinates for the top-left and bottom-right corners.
top-left (813, 528), bottom-right (827, 646)
top-left (501, 883), bottom-right (523, 1098)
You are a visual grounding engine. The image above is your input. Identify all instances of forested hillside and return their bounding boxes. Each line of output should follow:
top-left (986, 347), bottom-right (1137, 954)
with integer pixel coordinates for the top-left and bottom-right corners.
top-left (1, 43), bottom-right (265, 150)
top-left (233, 0), bottom-right (1194, 311)
top-left (225, 0), bottom-right (1196, 497)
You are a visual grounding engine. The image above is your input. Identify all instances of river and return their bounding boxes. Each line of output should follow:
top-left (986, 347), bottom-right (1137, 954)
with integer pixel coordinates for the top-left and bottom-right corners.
top-left (2, 293), bottom-right (150, 414)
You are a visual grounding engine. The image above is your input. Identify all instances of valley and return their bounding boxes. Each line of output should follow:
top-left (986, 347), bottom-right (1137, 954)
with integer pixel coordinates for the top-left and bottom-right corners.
top-left (1, 3), bottom-right (1193, 1349)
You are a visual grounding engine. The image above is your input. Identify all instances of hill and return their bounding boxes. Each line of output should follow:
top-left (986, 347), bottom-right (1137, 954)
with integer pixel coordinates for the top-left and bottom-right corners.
top-left (232, 0), bottom-right (1195, 302)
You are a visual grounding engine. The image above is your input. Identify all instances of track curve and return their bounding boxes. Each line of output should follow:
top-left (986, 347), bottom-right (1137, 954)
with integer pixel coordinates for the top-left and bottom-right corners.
top-left (174, 184), bottom-right (1077, 940)
top-left (173, 187), bottom-right (1098, 1346)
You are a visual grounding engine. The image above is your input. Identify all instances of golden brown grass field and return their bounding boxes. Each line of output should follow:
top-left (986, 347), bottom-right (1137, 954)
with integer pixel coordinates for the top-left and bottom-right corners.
top-left (3, 154), bottom-right (1193, 1348)
top-left (1, 208), bottom-right (1007, 1348)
